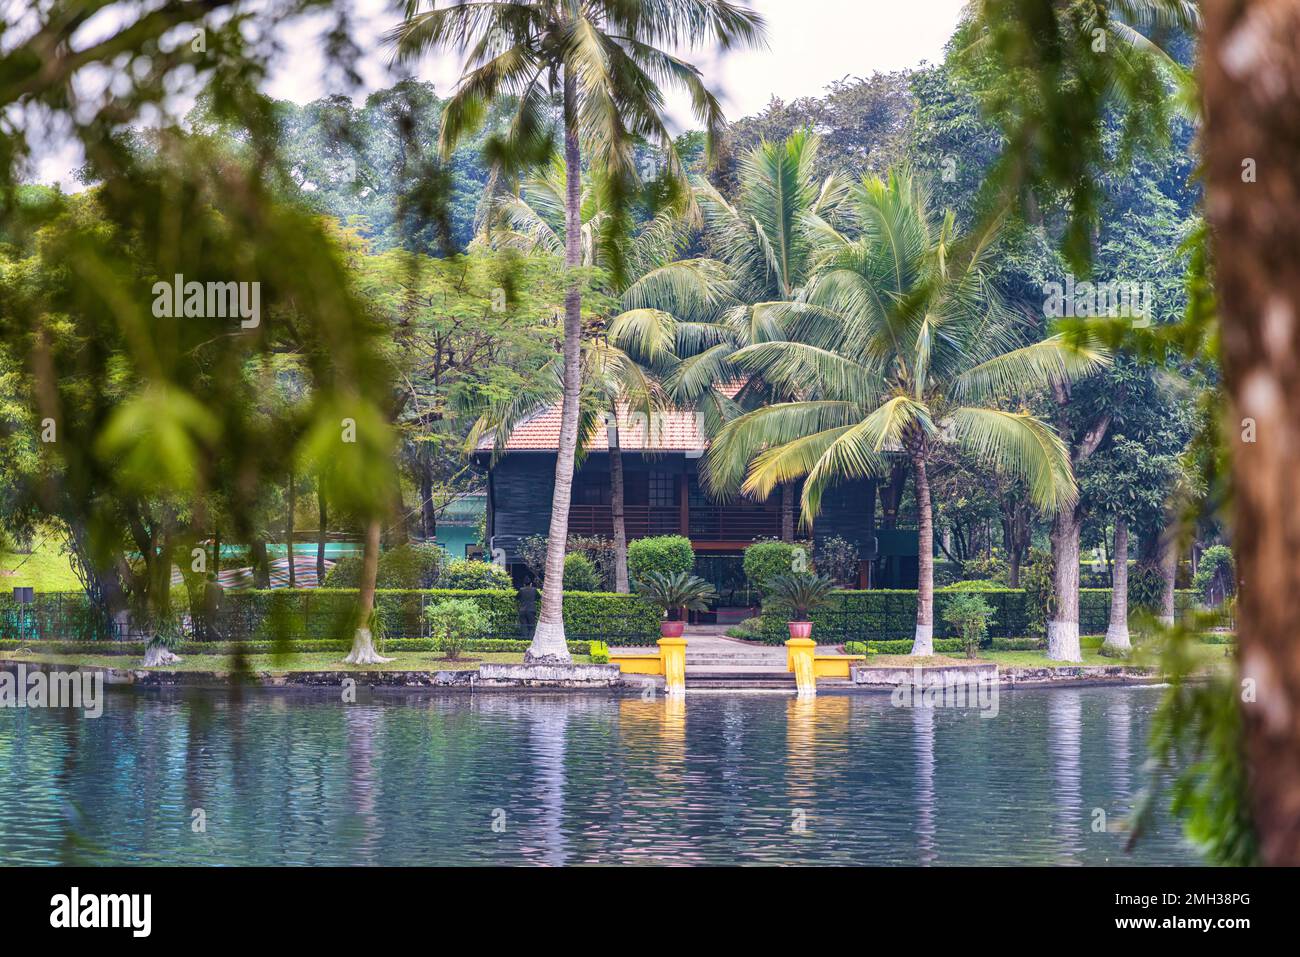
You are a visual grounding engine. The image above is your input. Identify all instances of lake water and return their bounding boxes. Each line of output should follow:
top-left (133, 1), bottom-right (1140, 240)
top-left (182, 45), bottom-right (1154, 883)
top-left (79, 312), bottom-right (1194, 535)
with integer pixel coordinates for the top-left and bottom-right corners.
top-left (0, 685), bottom-right (1198, 865)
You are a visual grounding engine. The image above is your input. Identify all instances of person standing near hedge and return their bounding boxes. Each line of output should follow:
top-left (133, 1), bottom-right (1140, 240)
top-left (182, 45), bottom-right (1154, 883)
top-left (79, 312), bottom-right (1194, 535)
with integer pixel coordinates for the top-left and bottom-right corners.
top-left (517, 576), bottom-right (539, 640)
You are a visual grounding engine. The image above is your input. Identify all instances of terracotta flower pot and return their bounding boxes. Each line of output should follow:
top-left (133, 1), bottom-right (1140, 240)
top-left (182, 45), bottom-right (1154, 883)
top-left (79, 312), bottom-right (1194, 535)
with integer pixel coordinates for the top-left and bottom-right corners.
top-left (788, 621), bottom-right (812, 640)
top-left (660, 620), bottom-right (685, 638)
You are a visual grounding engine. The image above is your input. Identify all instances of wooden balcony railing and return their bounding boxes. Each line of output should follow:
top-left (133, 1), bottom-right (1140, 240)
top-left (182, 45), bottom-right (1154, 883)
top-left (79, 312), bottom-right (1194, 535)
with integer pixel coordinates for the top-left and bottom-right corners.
top-left (566, 504), bottom-right (782, 542)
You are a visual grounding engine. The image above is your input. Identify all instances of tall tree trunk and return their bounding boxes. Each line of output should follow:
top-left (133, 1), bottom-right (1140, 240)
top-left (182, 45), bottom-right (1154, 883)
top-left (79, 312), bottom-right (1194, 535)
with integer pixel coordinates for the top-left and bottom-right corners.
top-left (420, 450), bottom-right (436, 541)
top-left (1103, 517), bottom-right (1131, 654)
top-left (610, 440), bottom-right (629, 593)
top-left (528, 71), bottom-right (583, 663)
top-left (1158, 528), bottom-right (1177, 627)
top-left (251, 541), bottom-right (271, 589)
top-left (287, 472), bottom-right (296, 588)
top-left (879, 463), bottom-right (907, 529)
top-left (1204, 0), bottom-right (1300, 864)
top-left (387, 485), bottom-right (409, 548)
top-left (781, 480), bottom-right (795, 542)
top-left (345, 519), bottom-right (391, 664)
top-left (909, 451), bottom-right (934, 655)
top-left (1048, 506), bottom-right (1083, 661)
top-left (317, 488), bottom-right (327, 584)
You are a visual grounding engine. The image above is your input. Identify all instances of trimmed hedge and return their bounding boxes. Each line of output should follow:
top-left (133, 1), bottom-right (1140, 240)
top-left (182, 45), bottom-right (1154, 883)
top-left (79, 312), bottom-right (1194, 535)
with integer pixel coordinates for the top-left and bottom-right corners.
top-left (0, 588), bottom-right (661, 646)
top-left (756, 588), bottom-right (1196, 645)
top-left (0, 637), bottom-right (596, 656)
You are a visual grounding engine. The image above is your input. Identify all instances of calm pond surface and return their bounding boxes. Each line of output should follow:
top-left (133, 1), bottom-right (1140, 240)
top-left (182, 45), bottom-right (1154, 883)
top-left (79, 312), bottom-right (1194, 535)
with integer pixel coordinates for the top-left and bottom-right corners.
top-left (0, 685), bottom-right (1199, 865)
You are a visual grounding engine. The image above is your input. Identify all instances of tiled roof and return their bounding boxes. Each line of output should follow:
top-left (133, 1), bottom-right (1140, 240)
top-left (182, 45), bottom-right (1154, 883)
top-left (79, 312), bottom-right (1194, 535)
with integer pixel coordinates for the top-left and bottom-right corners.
top-left (477, 403), bottom-right (709, 452)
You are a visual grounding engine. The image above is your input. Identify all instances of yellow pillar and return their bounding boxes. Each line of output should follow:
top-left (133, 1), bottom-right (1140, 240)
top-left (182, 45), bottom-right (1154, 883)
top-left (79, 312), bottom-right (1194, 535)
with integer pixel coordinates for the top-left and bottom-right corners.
top-left (658, 636), bottom-right (687, 696)
top-left (785, 638), bottom-right (817, 696)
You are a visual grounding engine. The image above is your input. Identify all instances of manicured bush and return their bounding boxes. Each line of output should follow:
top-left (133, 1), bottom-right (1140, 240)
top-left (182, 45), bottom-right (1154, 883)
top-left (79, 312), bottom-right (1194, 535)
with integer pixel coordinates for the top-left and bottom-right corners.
top-left (425, 598), bottom-right (490, 659)
top-left (439, 558), bottom-right (511, 590)
top-left (743, 540), bottom-right (810, 593)
top-left (321, 555), bottom-right (363, 588)
top-left (940, 592), bottom-right (996, 658)
top-left (588, 640), bottom-right (610, 664)
top-left (377, 543), bottom-right (443, 589)
top-left (562, 553), bottom-right (601, 592)
top-left (626, 535), bottom-right (695, 582)
top-left (938, 579), bottom-right (1004, 591)
top-left (725, 617), bottom-right (765, 641)
top-left (845, 640), bottom-right (868, 655)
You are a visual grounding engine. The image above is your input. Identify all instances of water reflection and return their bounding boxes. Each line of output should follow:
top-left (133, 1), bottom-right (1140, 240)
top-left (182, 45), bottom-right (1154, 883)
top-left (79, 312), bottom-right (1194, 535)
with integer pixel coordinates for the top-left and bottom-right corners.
top-left (0, 686), bottom-right (1197, 866)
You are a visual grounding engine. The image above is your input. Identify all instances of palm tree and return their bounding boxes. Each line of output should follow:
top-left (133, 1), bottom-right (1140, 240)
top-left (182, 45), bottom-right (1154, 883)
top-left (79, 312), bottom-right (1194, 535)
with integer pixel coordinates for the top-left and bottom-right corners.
top-left (476, 159), bottom-right (718, 592)
top-left (703, 169), bottom-right (1109, 654)
top-left (612, 130), bottom-right (849, 535)
top-left (389, 0), bottom-right (765, 662)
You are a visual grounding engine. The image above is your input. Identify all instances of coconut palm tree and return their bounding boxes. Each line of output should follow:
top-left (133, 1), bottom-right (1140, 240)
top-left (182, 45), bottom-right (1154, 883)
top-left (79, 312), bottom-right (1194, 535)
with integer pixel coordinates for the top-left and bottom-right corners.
top-left (703, 169), bottom-right (1109, 654)
top-left (389, 0), bottom-right (765, 661)
top-left (611, 130), bottom-right (850, 535)
top-left (475, 159), bottom-right (723, 592)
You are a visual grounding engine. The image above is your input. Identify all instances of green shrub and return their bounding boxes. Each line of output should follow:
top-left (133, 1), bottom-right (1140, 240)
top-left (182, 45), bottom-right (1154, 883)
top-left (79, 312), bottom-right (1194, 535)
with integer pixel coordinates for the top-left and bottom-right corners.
top-left (938, 579), bottom-right (1004, 591)
top-left (940, 592), bottom-right (996, 658)
top-left (439, 558), bottom-right (511, 590)
top-left (627, 535), bottom-right (695, 582)
top-left (321, 555), bottom-right (363, 588)
top-left (588, 640), bottom-right (610, 664)
top-left (1021, 548), bottom-right (1055, 638)
top-left (1192, 545), bottom-right (1235, 605)
top-left (725, 616), bottom-right (765, 640)
top-left (743, 540), bottom-right (810, 593)
top-left (845, 640), bottom-right (868, 655)
top-left (960, 553), bottom-right (1008, 583)
top-left (763, 572), bottom-right (835, 620)
top-left (562, 553), bottom-right (601, 592)
top-left (425, 598), bottom-right (490, 660)
top-left (377, 543), bottom-right (443, 589)
top-left (814, 535), bottom-right (859, 585)
top-left (1129, 562), bottom-right (1165, 613)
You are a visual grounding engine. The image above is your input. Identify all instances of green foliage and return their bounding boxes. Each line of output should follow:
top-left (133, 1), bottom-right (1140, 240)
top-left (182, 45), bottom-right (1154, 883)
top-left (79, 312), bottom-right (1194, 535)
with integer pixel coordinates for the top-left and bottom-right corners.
top-left (725, 617), bottom-right (765, 641)
top-left (588, 640), bottom-right (610, 664)
top-left (627, 535), bottom-right (695, 582)
top-left (376, 543), bottom-right (443, 589)
top-left (1021, 548), bottom-right (1056, 638)
top-left (940, 592), bottom-right (996, 658)
top-left (634, 570), bottom-right (715, 621)
top-left (1192, 545), bottom-right (1235, 605)
top-left (439, 558), bottom-right (510, 590)
top-left (763, 572), bottom-right (835, 621)
top-left (742, 540), bottom-right (810, 593)
top-left (845, 640), bottom-right (869, 656)
top-left (321, 556), bottom-right (363, 588)
top-left (1129, 562), bottom-right (1166, 614)
top-left (938, 579), bottom-right (1004, 591)
top-left (959, 553), bottom-right (1008, 583)
top-left (562, 553), bottom-right (601, 592)
top-left (424, 598), bottom-right (490, 660)
top-left (814, 535), bottom-right (859, 585)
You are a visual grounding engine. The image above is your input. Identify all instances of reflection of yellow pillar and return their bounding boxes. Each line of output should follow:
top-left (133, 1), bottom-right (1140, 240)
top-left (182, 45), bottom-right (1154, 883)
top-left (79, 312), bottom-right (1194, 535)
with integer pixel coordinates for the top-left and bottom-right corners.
top-left (786, 638), bottom-right (816, 696)
top-left (658, 637), bottom-right (687, 696)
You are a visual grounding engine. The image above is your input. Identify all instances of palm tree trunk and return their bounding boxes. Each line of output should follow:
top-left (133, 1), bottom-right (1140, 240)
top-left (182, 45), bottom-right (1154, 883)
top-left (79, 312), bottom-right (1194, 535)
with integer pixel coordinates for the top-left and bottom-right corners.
top-left (909, 452), bottom-right (934, 655)
top-left (345, 518), bottom-right (391, 664)
top-left (317, 488), bottom-right (327, 583)
top-left (527, 71), bottom-right (583, 663)
top-left (610, 440), bottom-right (629, 593)
top-left (1103, 517), bottom-right (1130, 654)
top-left (1204, 0), bottom-right (1300, 863)
top-left (287, 472), bottom-right (296, 588)
top-left (1157, 530), bottom-right (1177, 626)
top-left (1047, 506), bottom-right (1083, 661)
top-left (781, 480), bottom-right (795, 542)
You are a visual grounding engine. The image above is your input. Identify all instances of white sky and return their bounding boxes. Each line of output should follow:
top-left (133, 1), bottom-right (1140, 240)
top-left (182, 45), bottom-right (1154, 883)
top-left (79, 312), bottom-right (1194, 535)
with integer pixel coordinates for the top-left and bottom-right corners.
top-left (35, 0), bottom-right (968, 187)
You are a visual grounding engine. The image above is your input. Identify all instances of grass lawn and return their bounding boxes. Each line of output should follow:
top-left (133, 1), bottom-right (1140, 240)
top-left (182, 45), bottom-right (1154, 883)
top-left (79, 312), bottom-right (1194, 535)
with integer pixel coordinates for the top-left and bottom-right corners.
top-left (862, 643), bottom-right (1231, 672)
top-left (0, 536), bottom-right (82, 592)
top-left (0, 649), bottom-right (593, 673)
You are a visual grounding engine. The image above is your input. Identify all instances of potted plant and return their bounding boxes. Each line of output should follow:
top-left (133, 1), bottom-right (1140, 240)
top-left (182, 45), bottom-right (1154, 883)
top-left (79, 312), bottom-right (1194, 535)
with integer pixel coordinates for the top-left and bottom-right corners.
top-left (764, 572), bottom-right (835, 639)
top-left (635, 570), bottom-right (716, 637)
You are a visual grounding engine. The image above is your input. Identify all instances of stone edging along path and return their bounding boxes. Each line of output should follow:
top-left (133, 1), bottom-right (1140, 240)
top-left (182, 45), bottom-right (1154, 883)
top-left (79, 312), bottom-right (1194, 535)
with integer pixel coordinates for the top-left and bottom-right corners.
top-left (2, 658), bottom-right (1166, 692)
